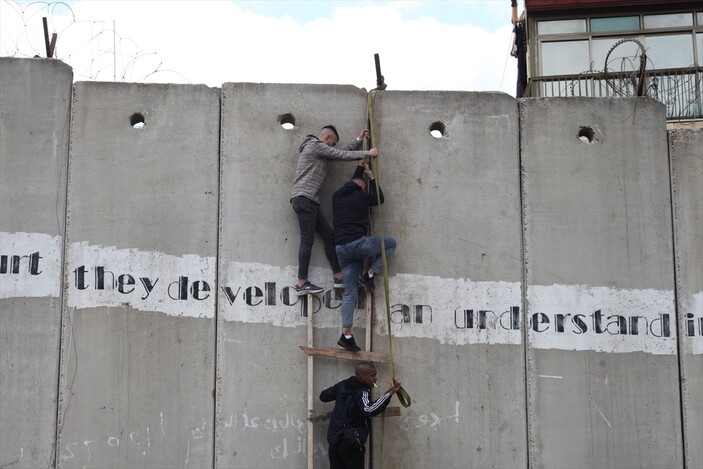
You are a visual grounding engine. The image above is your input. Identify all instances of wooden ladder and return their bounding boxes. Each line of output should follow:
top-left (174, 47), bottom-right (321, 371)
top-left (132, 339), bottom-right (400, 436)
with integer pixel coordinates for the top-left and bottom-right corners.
top-left (299, 290), bottom-right (399, 469)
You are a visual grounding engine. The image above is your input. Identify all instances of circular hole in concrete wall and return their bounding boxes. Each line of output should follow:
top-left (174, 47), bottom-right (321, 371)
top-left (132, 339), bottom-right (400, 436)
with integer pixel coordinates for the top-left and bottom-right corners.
top-left (278, 113), bottom-right (296, 130)
top-left (429, 121), bottom-right (446, 139)
top-left (578, 126), bottom-right (595, 144)
top-left (130, 113), bottom-right (145, 129)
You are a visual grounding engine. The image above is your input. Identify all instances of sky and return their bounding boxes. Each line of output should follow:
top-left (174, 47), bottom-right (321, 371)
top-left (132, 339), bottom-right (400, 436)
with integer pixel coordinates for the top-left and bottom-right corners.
top-left (0, 0), bottom-right (523, 96)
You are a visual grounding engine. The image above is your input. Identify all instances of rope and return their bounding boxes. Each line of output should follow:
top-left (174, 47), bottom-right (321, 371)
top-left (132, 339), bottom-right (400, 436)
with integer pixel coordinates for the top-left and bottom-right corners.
top-left (367, 91), bottom-right (410, 408)
top-left (365, 88), bottom-right (411, 469)
top-left (366, 90), bottom-right (396, 379)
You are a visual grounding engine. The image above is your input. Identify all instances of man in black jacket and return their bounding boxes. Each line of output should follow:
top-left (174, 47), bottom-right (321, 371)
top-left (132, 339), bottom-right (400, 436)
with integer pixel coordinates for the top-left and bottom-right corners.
top-left (320, 361), bottom-right (401, 469)
top-left (332, 160), bottom-right (397, 352)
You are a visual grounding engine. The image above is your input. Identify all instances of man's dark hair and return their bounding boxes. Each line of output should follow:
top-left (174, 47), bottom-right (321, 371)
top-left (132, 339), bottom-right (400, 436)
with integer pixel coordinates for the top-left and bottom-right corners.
top-left (321, 125), bottom-right (339, 140)
top-left (355, 361), bottom-right (376, 376)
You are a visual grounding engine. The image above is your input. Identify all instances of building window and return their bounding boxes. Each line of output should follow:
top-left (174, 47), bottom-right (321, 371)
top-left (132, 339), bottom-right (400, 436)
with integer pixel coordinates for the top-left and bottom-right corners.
top-left (536, 10), bottom-right (702, 75)
top-left (643, 13), bottom-right (693, 29)
top-left (645, 34), bottom-right (695, 68)
top-left (591, 16), bottom-right (639, 33)
top-left (537, 19), bottom-right (586, 35)
top-left (592, 38), bottom-right (642, 71)
top-left (541, 41), bottom-right (590, 75)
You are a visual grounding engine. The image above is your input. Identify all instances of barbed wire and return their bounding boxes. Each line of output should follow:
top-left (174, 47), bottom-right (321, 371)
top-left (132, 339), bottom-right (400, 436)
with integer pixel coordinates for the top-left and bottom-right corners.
top-left (562, 38), bottom-right (702, 119)
top-left (0, 0), bottom-right (191, 83)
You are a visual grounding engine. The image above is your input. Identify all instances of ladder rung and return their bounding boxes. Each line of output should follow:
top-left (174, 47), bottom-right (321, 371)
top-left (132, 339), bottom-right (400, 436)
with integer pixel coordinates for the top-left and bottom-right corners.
top-left (299, 346), bottom-right (390, 363)
top-left (308, 410), bottom-right (332, 423)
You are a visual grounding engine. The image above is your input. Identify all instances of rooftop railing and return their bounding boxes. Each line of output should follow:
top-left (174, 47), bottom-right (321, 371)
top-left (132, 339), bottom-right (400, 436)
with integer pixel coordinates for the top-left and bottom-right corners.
top-left (526, 66), bottom-right (703, 121)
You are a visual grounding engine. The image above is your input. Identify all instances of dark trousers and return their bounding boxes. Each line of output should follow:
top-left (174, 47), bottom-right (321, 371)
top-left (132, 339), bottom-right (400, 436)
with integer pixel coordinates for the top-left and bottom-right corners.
top-left (328, 443), bottom-right (365, 469)
top-left (291, 196), bottom-right (341, 279)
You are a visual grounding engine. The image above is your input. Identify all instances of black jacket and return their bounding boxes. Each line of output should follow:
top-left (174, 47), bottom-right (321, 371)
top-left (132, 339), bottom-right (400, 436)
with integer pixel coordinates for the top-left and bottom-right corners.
top-left (319, 376), bottom-right (393, 445)
top-left (332, 166), bottom-right (384, 245)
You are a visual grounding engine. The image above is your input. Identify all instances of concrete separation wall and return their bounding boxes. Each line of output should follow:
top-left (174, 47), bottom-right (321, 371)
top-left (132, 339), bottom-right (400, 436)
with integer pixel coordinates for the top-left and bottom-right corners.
top-left (0, 58), bottom-right (72, 468)
top-left (670, 129), bottom-right (703, 469)
top-left (1, 58), bottom-right (702, 469)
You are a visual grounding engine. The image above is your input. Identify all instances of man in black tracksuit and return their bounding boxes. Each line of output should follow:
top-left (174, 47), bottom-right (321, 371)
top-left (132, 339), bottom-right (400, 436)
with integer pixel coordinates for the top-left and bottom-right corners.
top-left (320, 362), bottom-right (401, 469)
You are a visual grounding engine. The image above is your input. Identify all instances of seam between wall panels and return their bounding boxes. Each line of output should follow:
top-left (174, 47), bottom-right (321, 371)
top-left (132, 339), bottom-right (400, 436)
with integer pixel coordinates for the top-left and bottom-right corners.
top-left (54, 80), bottom-right (76, 469)
top-left (517, 99), bottom-right (533, 469)
top-left (669, 131), bottom-right (689, 469)
top-left (212, 85), bottom-right (225, 469)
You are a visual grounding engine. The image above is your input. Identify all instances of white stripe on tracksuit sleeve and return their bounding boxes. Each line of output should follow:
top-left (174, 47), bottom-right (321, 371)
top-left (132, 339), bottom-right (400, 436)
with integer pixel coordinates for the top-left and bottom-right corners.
top-left (360, 390), bottom-right (391, 414)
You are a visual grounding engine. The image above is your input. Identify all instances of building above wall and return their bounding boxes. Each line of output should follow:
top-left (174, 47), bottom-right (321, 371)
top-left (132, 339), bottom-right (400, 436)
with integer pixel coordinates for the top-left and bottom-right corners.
top-left (526, 0), bottom-right (695, 13)
top-left (523, 0), bottom-right (703, 125)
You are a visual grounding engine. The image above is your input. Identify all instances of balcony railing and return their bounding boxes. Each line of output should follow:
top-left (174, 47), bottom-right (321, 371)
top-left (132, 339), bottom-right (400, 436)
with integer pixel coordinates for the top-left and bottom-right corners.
top-left (526, 66), bottom-right (703, 121)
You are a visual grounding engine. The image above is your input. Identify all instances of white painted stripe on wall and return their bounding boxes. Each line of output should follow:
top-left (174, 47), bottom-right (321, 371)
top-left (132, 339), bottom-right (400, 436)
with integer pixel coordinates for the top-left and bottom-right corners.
top-left (221, 264), bottom-right (690, 355)
top-left (378, 273), bottom-right (523, 346)
top-left (219, 262), bottom-right (522, 345)
top-left (0, 231), bottom-right (62, 298)
top-left (3, 236), bottom-right (701, 355)
top-left (221, 262), bottom-right (525, 345)
top-left (66, 241), bottom-right (216, 318)
top-left (528, 284), bottom-right (677, 355)
top-left (220, 262), bottom-right (523, 346)
top-left (219, 261), bottom-right (340, 327)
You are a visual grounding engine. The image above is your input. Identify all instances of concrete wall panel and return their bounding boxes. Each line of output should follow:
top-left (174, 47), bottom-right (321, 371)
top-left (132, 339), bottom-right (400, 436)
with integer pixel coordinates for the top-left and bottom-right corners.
top-left (670, 129), bottom-right (703, 469)
top-left (217, 83), bottom-right (372, 468)
top-left (57, 82), bottom-right (219, 468)
top-left (369, 90), bottom-right (525, 469)
top-left (520, 98), bottom-right (683, 468)
top-left (0, 57), bottom-right (72, 468)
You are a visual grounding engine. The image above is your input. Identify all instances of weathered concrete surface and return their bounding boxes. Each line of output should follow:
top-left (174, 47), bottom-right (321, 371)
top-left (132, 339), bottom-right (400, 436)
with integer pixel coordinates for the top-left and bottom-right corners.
top-left (2, 57), bottom-right (700, 469)
top-left (217, 83), bottom-right (371, 468)
top-left (521, 98), bottom-right (683, 468)
top-left (369, 90), bottom-right (525, 468)
top-left (670, 129), bottom-right (703, 469)
top-left (57, 82), bottom-right (219, 468)
top-left (0, 58), bottom-right (72, 468)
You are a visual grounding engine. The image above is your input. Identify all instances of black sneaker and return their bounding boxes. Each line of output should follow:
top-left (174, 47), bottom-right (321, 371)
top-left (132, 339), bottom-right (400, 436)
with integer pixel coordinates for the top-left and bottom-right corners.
top-left (359, 272), bottom-right (375, 291)
top-left (293, 282), bottom-right (324, 296)
top-left (333, 277), bottom-right (345, 291)
top-left (337, 334), bottom-right (361, 352)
